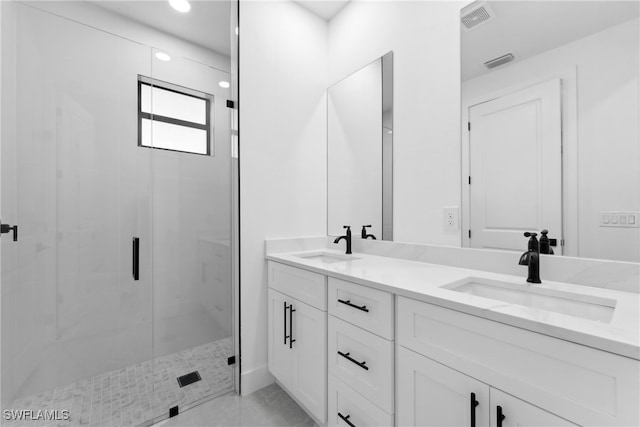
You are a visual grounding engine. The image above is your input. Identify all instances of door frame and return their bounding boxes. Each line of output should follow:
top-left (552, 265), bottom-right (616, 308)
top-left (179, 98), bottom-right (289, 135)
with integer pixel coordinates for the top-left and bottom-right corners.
top-left (461, 68), bottom-right (578, 256)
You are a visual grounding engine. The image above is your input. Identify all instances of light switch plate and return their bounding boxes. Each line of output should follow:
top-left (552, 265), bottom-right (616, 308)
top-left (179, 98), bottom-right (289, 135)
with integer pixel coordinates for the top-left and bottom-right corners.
top-left (599, 212), bottom-right (640, 228)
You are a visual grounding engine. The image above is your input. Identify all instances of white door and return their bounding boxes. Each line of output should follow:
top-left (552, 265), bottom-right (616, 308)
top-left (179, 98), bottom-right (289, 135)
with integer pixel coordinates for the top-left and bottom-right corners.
top-left (490, 389), bottom-right (578, 427)
top-left (468, 79), bottom-right (562, 253)
top-left (268, 289), bottom-right (295, 389)
top-left (292, 300), bottom-right (327, 423)
top-left (396, 346), bottom-right (490, 427)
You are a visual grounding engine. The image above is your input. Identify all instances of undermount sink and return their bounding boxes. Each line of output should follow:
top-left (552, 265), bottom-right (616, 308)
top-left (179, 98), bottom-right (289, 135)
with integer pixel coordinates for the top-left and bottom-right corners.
top-left (294, 251), bottom-right (359, 264)
top-left (442, 277), bottom-right (616, 323)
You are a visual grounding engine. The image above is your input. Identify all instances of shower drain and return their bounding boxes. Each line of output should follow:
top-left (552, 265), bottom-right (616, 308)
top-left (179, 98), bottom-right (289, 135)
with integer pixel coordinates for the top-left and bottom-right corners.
top-left (177, 370), bottom-right (202, 387)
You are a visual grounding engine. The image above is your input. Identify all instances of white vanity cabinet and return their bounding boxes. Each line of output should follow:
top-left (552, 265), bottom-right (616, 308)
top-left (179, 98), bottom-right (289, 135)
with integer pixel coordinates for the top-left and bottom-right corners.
top-left (267, 262), bottom-right (327, 423)
top-left (266, 251), bottom-right (639, 427)
top-left (327, 277), bottom-right (395, 426)
top-left (397, 346), bottom-right (577, 427)
top-left (397, 296), bottom-right (640, 427)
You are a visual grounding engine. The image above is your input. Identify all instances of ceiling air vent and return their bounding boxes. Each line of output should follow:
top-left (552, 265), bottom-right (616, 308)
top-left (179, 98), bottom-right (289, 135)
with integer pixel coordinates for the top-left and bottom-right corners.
top-left (484, 53), bottom-right (515, 69)
top-left (460, 1), bottom-right (495, 31)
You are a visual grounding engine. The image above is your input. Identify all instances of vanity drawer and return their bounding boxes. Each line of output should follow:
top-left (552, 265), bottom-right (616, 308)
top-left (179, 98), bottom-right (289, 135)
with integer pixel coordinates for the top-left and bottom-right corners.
top-left (328, 316), bottom-right (394, 414)
top-left (397, 296), bottom-right (640, 427)
top-left (328, 375), bottom-right (394, 427)
top-left (268, 261), bottom-right (327, 310)
top-left (328, 277), bottom-right (394, 340)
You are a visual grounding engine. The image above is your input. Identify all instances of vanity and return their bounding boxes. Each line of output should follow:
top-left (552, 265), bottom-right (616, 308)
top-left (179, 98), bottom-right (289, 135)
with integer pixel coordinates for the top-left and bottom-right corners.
top-left (265, 241), bottom-right (639, 427)
top-left (263, 2), bottom-right (639, 425)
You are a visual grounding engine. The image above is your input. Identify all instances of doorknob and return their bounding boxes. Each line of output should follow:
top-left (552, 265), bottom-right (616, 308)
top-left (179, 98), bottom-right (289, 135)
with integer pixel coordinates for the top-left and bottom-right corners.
top-left (0, 221), bottom-right (18, 242)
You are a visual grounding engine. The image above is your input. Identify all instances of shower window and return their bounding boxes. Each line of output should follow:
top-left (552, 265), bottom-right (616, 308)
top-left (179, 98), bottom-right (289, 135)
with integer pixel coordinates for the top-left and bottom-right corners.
top-left (138, 76), bottom-right (214, 155)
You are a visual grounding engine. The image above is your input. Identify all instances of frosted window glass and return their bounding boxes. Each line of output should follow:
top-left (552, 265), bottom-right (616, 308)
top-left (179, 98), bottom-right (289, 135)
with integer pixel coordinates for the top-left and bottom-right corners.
top-left (141, 84), bottom-right (207, 125)
top-left (141, 118), bottom-right (208, 155)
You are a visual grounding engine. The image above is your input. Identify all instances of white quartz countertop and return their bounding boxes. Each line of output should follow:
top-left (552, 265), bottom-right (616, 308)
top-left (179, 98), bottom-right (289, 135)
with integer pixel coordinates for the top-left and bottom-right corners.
top-left (266, 248), bottom-right (640, 360)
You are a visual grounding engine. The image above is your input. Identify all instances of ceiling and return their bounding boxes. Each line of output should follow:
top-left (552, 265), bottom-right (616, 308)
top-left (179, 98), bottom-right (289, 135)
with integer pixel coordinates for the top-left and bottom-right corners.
top-left (294, 0), bottom-right (350, 21)
top-left (91, 1), bottom-right (637, 78)
top-left (462, 1), bottom-right (639, 81)
top-left (93, 1), bottom-right (232, 56)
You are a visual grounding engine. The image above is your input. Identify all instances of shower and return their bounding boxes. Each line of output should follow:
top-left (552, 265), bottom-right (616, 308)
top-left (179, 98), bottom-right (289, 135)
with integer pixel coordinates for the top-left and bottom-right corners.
top-left (0, 1), bottom-right (238, 425)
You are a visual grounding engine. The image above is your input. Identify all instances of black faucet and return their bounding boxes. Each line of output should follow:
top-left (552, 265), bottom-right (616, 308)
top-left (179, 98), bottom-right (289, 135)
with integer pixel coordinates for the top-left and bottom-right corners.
top-left (361, 225), bottom-right (377, 240)
top-left (539, 229), bottom-right (554, 255)
top-left (518, 232), bottom-right (541, 283)
top-left (334, 225), bottom-right (352, 254)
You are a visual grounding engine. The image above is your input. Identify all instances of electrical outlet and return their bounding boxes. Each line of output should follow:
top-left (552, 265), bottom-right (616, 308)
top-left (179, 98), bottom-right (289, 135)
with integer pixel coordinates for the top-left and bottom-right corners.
top-left (443, 207), bottom-right (459, 231)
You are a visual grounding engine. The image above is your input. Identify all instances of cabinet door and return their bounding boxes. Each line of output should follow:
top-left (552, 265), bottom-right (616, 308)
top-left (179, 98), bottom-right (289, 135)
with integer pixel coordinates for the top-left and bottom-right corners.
top-left (490, 389), bottom-right (578, 427)
top-left (397, 346), bottom-right (490, 427)
top-left (268, 289), bottom-right (295, 389)
top-left (292, 299), bottom-right (327, 424)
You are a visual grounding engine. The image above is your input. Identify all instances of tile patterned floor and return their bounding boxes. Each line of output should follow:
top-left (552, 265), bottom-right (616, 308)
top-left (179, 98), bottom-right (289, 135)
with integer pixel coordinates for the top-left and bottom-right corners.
top-left (2, 338), bottom-right (234, 427)
top-left (154, 383), bottom-right (317, 427)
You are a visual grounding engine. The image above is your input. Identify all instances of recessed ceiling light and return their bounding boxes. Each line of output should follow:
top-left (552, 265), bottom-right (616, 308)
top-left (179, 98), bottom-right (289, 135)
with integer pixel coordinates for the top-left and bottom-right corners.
top-left (169, 0), bottom-right (191, 13)
top-left (219, 81), bottom-right (230, 89)
top-left (155, 52), bottom-right (171, 61)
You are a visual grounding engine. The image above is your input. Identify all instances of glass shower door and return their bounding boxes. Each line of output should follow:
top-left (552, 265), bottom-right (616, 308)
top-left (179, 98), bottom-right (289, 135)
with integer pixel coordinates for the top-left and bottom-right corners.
top-left (1, 2), bottom-right (155, 425)
top-left (147, 46), bottom-right (235, 415)
top-left (2, 2), bottom-right (235, 424)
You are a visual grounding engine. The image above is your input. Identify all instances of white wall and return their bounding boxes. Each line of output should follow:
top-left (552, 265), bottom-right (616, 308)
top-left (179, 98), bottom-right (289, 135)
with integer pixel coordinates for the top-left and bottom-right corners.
top-left (329, 1), bottom-right (464, 246)
top-left (462, 18), bottom-right (639, 262)
top-left (239, 1), bottom-right (328, 394)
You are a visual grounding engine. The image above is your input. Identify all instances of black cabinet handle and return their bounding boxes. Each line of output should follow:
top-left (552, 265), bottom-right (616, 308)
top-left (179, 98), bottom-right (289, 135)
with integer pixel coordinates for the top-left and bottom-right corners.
top-left (289, 305), bottom-right (296, 349)
top-left (283, 302), bottom-right (288, 345)
top-left (132, 237), bottom-right (140, 280)
top-left (338, 412), bottom-right (356, 427)
top-left (0, 222), bottom-right (18, 242)
top-left (470, 393), bottom-right (479, 427)
top-left (337, 351), bottom-right (369, 370)
top-left (497, 405), bottom-right (505, 427)
top-left (337, 299), bottom-right (369, 313)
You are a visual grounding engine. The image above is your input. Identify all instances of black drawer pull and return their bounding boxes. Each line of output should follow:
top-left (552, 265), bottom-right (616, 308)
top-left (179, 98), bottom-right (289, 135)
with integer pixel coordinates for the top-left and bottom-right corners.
top-left (289, 305), bottom-right (296, 349)
top-left (337, 351), bottom-right (369, 370)
top-left (283, 302), bottom-right (288, 345)
top-left (470, 392), bottom-right (479, 427)
top-left (497, 405), bottom-right (505, 427)
top-left (337, 299), bottom-right (369, 312)
top-left (338, 412), bottom-right (356, 427)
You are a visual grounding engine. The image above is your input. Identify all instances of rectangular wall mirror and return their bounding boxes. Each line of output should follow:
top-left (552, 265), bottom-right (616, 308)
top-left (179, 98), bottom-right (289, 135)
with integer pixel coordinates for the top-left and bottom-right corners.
top-left (327, 51), bottom-right (393, 241)
top-left (461, 1), bottom-right (639, 262)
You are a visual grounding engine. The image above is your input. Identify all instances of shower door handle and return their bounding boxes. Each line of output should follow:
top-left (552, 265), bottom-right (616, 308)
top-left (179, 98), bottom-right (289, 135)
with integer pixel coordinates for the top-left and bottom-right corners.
top-left (132, 237), bottom-right (140, 280)
top-left (0, 221), bottom-right (18, 242)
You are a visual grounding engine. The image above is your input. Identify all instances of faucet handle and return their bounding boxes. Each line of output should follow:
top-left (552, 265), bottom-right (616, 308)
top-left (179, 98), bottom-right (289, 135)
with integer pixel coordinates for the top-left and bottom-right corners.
top-left (523, 231), bottom-right (539, 253)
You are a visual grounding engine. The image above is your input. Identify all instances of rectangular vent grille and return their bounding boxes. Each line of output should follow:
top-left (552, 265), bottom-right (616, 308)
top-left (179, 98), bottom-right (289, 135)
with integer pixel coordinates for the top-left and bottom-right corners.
top-left (484, 53), bottom-right (515, 69)
top-left (461, 6), bottom-right (490, 29)
top-left (177, 371), bottom-right (201, 388)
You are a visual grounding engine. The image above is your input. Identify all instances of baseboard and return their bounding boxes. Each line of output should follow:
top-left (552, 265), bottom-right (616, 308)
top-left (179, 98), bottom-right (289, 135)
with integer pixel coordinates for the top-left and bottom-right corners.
top-left (240, 364), bottom-right (274, 396)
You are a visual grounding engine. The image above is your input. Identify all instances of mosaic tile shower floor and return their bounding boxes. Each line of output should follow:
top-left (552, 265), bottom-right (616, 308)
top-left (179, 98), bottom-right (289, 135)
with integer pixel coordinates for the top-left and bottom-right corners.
top-left (2, 338), bottom-right (234, 427)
